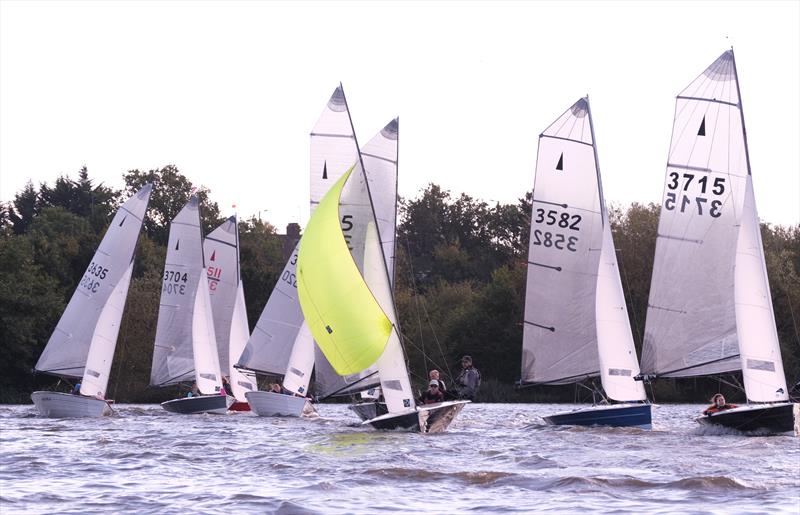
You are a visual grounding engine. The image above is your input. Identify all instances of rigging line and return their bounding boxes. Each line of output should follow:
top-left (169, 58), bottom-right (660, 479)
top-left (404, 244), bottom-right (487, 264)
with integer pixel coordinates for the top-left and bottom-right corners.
top-left (402, 232), bottom-right (454, 382)
top-left (403, 233), bottom-right (429, 375)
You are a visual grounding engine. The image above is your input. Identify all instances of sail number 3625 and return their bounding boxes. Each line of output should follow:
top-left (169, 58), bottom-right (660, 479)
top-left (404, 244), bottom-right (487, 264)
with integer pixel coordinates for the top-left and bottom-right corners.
top-left (664, 172), bottom-right (724, 218)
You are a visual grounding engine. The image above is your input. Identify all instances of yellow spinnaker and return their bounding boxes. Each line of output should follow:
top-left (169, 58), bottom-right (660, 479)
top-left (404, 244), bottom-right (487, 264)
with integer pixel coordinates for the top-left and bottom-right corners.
top-left (297, 167), bottom-right (392, 375)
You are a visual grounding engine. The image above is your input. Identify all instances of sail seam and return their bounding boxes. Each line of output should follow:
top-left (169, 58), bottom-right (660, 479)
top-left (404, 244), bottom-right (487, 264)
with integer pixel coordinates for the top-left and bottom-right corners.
top-left (539, 134), bottom-right (593, 147)
top-left (676, 95), bottom-right (739, 108)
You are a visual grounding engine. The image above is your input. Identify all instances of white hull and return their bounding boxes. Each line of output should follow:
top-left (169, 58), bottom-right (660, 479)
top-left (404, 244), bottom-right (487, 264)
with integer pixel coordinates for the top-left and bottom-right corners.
top-left (363, 400), bottom-right (470, 433)
top-left (31, 391), bottom-right (112, 418)
top-left (245, 390), bottom-right (315, 417)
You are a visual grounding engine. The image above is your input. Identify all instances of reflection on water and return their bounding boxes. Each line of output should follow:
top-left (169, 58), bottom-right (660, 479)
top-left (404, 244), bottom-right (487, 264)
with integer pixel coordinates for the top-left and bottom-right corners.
top-left (0, 403), bottom-right (798, 514)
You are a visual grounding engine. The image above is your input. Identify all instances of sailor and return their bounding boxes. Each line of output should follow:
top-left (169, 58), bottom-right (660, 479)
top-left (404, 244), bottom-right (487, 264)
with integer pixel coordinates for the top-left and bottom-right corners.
top-left (419, 380), bottom-right (444, 404)
top-left (222, 376), bottom-right (233, 396)
top-left (71, 382), bottom-right (82, 395)
top-left (454, 355), bottom-right (481, 401)
top-left (702, 393), bottom-right (737, 415)
top-left (429, 369), bottom-right (447, 394)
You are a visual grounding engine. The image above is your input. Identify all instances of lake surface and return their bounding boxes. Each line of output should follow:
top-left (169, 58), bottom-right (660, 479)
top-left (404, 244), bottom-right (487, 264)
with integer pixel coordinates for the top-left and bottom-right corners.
top-left (1, 403), bottom-right (798, 514)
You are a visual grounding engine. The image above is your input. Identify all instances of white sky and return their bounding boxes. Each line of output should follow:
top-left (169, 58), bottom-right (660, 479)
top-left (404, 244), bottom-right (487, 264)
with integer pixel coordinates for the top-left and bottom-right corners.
top-left (1, 0), bottom-right (798, 231)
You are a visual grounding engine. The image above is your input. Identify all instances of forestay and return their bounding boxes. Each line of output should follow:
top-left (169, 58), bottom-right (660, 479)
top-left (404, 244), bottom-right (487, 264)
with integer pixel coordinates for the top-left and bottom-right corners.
top-left (35, 184), bottom-right (152, 386)
top-left (204, 216), bottom-right (256, 400)
top-left (641, 51), bottom-right (746, 378)
top-left (151, 196), bottom-right (221, 390)
top-left (522, 98), bottom-right (603, 385)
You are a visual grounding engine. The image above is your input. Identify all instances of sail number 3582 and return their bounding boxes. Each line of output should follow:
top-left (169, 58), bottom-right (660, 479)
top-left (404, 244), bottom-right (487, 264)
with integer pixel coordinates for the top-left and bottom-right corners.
top-left (532, 208), bottom-right (581, 252)
top-left (664, 172), bottom-right (725, 218)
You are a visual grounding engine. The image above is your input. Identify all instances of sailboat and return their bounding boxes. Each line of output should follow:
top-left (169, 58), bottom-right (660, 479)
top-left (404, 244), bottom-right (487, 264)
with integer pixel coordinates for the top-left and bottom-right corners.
top-left (297, 152), bottom-right (468, 433)
top-left (520, 98), bottom-right (651, 428)
top-left (31, 184), bottom-right (152, 417)
top-left (640, 50), bottom-right (798, 435)
top-left (203, 215), bottom-right (257, 411)
top-left (236, 85), bottom-right (382, 417)
top-left (151, 196), bottom-right (233, 415)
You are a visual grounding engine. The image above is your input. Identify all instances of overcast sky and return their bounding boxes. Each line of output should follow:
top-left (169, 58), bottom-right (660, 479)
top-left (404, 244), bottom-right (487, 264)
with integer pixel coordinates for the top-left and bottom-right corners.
top-left (1, 1), bottom-right (798, 230)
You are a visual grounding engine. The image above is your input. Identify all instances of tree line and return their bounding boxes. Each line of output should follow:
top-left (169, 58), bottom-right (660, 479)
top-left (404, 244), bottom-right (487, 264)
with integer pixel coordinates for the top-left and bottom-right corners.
top-left (1, 166), bottom-right (798, 403)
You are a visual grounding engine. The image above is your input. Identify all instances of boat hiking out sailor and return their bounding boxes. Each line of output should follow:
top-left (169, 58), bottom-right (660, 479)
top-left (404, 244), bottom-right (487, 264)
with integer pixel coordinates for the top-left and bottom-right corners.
top-left (71, 382), bottom-right (82, 395)
top-left (454, 355), bottom-right (481, 401)
top-left (702, 393), bottom-right (738, 415)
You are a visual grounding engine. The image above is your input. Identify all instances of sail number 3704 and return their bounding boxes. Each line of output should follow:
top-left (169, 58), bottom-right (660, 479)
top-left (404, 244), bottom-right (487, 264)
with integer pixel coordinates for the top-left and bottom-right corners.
top-left (163, 269), bottom-right (189, 295)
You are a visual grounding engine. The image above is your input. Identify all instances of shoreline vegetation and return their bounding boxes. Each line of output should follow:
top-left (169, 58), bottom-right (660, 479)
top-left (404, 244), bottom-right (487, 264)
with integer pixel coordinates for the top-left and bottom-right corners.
top-left (2, 166), bottom-right (799, 405)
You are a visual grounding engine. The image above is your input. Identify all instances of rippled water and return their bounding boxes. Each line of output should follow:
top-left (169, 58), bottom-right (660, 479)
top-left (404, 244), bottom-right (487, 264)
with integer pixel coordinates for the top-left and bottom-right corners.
top-left (1, 403), bottom-right (798, 514)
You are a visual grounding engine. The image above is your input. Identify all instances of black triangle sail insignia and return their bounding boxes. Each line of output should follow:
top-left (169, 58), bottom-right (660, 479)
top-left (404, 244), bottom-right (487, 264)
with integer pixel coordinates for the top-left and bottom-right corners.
top-left (322, 161), bottom-right (328, 180)
top-left (556, 153), bottom-right (563, 171)
top-left (175, 240), bottom-right (180, 251)
top-left (698, 116), bottom-right (706, 136)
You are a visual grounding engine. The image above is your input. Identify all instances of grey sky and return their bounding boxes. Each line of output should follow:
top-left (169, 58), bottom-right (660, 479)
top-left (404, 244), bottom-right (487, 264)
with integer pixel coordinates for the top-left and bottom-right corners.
top-left (1, 0), bottom-right (798, 230)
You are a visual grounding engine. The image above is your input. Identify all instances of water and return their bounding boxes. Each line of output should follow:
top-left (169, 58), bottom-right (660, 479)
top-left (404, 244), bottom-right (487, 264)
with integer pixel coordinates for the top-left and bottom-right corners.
top-left (1, 403), bottom-right (798, 514)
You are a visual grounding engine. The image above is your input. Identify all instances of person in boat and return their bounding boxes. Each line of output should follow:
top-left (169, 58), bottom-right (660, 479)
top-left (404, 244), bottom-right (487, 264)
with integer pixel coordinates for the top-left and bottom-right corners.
top-left (71, 382), bottom-right (82, 395)
top-left (419, 380), bottom-right (445, 405)
top-left (429, 369), bottom-right (447, 394)
top-left (702, 393), bottom-right (738, 415)
top-left (222, 376), bottom-right (233, 396)
top-left (189, 382), bottom-right (201, 397)
top-left (269, 383), bottom-right (283, 394)
top-left (454, 355), bottom-right (481, 401)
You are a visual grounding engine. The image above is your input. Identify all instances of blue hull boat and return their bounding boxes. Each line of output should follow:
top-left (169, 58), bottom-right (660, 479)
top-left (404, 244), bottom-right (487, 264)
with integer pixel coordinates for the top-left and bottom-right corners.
top-left (543, 403), bottom-right (652, 429)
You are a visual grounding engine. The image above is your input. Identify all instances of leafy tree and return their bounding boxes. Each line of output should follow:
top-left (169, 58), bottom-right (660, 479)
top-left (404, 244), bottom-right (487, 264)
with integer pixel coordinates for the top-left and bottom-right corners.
top-left (39, 167), bottom-right (120, 230)
top-left (9, 181), bottom-right (39, 235)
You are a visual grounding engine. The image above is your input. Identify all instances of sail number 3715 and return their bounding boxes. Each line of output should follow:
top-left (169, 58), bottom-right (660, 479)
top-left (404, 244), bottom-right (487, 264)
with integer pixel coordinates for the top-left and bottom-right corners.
top-left (664, 172), bottom-right (725, 217)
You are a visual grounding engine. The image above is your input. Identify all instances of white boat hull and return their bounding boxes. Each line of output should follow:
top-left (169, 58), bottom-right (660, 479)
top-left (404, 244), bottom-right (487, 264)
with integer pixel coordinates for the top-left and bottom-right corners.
top-left (161, 395), bottom-right (234, 415)
top-left (363, 400), bottom-right (470, 433)
top-left (696, 402), bottom-right (798, 436)
top-left (245, 390), bottom-right (315, 417)
top-left (31, 391), bottom-right (112, 418)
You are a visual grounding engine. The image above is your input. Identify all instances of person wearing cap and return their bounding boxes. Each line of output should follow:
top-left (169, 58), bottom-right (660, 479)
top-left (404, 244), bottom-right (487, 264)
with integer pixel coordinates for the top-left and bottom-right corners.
top-left (454, 355), bottom-right (481, 401)
top-left (429, 369), bottom-right (447, 394)
top-left (419, 379), bottom-right (445, 404)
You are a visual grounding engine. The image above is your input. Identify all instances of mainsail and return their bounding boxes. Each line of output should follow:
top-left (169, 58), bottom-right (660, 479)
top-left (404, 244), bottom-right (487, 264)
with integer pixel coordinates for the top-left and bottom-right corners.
top-left (150, 196), bottom-right (223, 394)
top-left (641, 50), bottom-right (747, 378)
top-left (203, 216), bottom-right (256, 401)
top-left (35, 184), bottom-right (152, 399)
top-left (521, 98), bottom-right (645, 402)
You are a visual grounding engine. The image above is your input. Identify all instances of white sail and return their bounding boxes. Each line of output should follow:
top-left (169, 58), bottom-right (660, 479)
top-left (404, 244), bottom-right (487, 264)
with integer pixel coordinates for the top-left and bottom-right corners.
top-left (521, 98), bottom-right (603, 385)
top-left (341, 161), bottom-right (415, 413)
top-left (236, 242), bottom-right (303, 376)
top-left (596, 216), bottom-right (646, 402)
top-left (281, 322), bottom-right (315, 396)
top-left (150, 196), bottom-right (206, 387)
top-left (203, 216), bottom-right (238, 374)
top-left (229, 282), bottom-right (256, 400)
top-left (203, 216), bottom-right (255, 400)
top-left (310, 84), bottom-right (360, 212)
top-left (192, 272), bottom-right (223, 394)
top-left (641, 50), bottom-right (747, 378)
top-left (735, 177), bottom-right (788, 402)
top-left (35, 184), bottom-right (152, 379)
top-left (361, 118), bottom-right (399, 285)
top-left (79, 262), bottom-right (134, 398)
